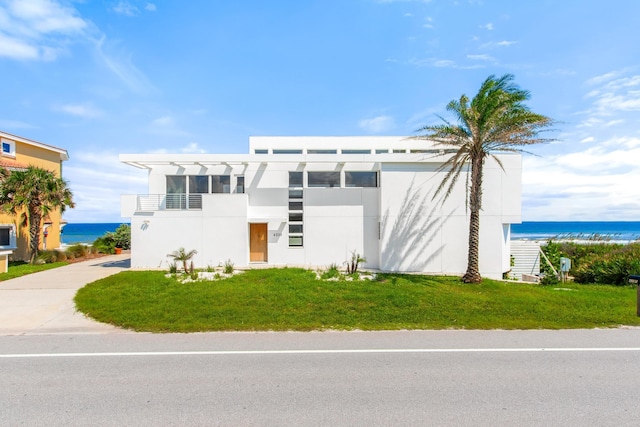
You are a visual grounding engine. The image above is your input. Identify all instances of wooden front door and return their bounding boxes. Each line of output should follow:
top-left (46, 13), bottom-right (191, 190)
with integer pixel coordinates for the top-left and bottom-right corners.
top-left (249, 223), bottom-right (268, 262)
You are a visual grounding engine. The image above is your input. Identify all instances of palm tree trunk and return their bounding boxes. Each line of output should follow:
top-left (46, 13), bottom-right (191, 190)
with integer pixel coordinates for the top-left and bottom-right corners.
top-left (28, 209), bottom-right (41, 264)
top-left (462, 209), bottom-right (482, 283)
top-left (462, 154), bottom-right (484, 283)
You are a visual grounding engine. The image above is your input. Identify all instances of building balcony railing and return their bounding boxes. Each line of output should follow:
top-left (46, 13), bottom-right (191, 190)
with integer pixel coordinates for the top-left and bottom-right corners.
top-left (136, 194), bottom-right (203, 211)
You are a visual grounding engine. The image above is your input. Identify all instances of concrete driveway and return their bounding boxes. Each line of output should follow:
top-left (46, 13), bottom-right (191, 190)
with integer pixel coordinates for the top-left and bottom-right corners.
top-left (0, 254), bottom-right (132, 335)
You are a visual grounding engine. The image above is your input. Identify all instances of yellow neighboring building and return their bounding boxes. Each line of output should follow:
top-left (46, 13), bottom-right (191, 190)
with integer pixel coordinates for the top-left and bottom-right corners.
top-left (0, 131), bottom-right (69, 272)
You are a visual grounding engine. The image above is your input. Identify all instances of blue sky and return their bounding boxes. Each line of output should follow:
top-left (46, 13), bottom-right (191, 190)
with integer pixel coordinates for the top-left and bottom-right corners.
top-left (1, 0), bottom-right (639, 223)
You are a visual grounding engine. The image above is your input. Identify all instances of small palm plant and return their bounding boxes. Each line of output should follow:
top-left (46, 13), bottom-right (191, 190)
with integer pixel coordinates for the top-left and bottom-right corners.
top-left (167, 247), bottom-right (197, 273)
top-left (345, 251), bottom-right (366, 275)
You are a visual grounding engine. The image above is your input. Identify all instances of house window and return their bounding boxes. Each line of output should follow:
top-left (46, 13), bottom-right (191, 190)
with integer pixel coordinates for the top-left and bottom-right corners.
top-left (189, 176), bottom-right (209, 193)
top-left (289, 201), bottom-right (303, 211)
top-left (211, 175), bottom-right (230, 193)
top-left (345, 172), bottom-right (377, 188)
top-left (188, 175), bottom-right (208, 209)
top-left (0, 227), bottom-right (10, 246)
top-left (166, 175), bottom-right (208, 209)
top-left (236, 176), bottom-right (245, 193)
top-left (166, 176), bottom-right (186, 209)
top-left (289, 172), bottom-right (303, 188)
top-left (255, 149), bottom-right (268, 154)
top-left (288, 189), bottom-right (303, 199)
top-left (289, 171), bottom-right (303, 247)
top-left (375, 149), bottom-right (389, 154)
top-left (289, 224), bottom-right (303, 234)
top-left (273, 149), bottom-right (302, 154)
top-left (342, 149), bottom-right (370, 154)
top-left (308, 149), bottom-right (337, 154)
top-left (1, 139), bottom-right (15, 157)
top-left (289, 236), bottom-right (303, 247)
top-left (308, 171), bottom-right (340, 188)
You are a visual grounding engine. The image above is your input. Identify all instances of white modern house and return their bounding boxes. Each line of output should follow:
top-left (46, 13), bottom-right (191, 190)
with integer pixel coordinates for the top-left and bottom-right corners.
top-left (120, 136), bottom-right (521, 279)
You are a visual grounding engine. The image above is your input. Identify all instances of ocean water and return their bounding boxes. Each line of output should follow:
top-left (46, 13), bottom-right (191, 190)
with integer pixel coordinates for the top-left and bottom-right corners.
top-left (512, 221), bottom-right (640, 242)
top-left (61, 223), bottom-right (128, 245)
top-left (62, 221), bottom-right (640, 245)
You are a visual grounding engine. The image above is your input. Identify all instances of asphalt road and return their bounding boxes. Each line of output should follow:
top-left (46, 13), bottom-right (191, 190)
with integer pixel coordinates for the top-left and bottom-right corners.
top-left (1, 329), bottom-right (640, 426)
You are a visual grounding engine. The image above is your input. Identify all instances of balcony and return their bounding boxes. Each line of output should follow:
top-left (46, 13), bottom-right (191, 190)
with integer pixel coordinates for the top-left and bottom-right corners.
top-left (121, 193), bottom-right (249, 217)
top-left (135, 194), bottom-right (202, 211)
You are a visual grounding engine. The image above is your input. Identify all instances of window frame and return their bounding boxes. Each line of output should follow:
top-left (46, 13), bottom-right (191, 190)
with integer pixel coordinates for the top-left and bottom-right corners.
top-left (345, 171), bottom-right (378, 188)
top-left (0, 139), bottom-right (15, 157)
top-left (307, 171), bottom-right (340, 188)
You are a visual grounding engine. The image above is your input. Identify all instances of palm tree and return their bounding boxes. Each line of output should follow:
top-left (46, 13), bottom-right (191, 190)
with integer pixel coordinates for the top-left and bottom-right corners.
top-left (167, 247), bottom-right (198, 273)
top-left (414, 74), bottom-right (554, 283)
top-left (0, 166), bottom-right (75, 264)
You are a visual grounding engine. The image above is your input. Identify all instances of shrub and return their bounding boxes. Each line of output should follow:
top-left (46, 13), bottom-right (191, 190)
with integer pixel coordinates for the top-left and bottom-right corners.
top-left (572, 244), bottom-right (640, 286)
top-left (168, 262), bottom-right (178, 274)
top-left (112, 224), bottom-right (131, 249)
top-left (36, 249), bottom-right (66, 264)
top-left (189, 261), bottom-right (198, 280)
top-left (539, 274), bottom-right (559, 286)
top-left (66, 244), bottom-right (88, 259)
top-left (345, 250), bottom-right (366, 275)
top-left (92, 236), bottom-right (115, 254)
top-left (224, 259), bottom-right (234, 274)
top-left (321, 263), bottom-right (341, 280)
top-left (167, 247), bottom-right (197, 273)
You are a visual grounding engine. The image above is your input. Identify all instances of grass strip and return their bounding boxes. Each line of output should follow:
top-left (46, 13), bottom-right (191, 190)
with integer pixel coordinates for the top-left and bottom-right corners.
top-left (0, 261), bottom-right (69, 282)
top-left (74, 268), bottom-right (640, 332)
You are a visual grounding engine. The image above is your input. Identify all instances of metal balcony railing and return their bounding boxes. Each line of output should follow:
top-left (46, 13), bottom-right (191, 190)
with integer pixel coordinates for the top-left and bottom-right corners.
top-left (136, 194), bottom-right (203, 211)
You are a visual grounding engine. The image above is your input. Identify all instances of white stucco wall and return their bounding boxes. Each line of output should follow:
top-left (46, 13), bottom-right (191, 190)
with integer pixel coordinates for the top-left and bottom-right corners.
top-left (122, 136), bottom-right (522, 279)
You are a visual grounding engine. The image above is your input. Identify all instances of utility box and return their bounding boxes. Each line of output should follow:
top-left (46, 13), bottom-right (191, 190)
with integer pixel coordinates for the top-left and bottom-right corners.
top-left (560, 257), bottom-right (571, 272)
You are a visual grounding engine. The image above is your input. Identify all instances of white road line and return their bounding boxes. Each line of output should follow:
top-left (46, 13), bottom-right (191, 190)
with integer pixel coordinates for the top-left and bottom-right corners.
top-left (1, 347), bottom-right (640, 358)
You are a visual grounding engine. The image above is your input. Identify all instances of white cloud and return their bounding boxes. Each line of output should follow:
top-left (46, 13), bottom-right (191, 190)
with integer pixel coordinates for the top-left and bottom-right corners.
top-left (586, 71), bottom-right (622, 86)
top-left (358, 115), bottom-right (395, 133)
top-left (63, 151), bottom-right (147, 222)
top-left (466, 54), bottom-right (493, 61)
top-left (0, 0), bottom-right (88, 61)
top-left (579, 136), bottom-right (594, 143)
top-left (481, 23), bottom-right (494, 30)
top-left (55, 103), bottom-right (103, 118)
top-left (113, 1), bottom-right (139, 16)
top-left (578, 71), bottom-right (640, 128)
top-left (145, 3), bottom-right (157, 12)
top-left (93, 36), bottom-right (155, 94)
top-left (152, 116), bottom-right (174, 127)
top-left (0, 119), bottom-right (35, 129)
top-left (181, 142), bottom-right (206, 154)
top-left (480, 40), bottom-right (517, 49)
top-left (408, 57), bottom-right (484, 69)
top-left (433, 59), bottom-right (455, 67)
top-left (423, 16), bottom-right (434, 29)
top-left (148, 115), bottom-right (191, 137)
top-left (520, 133), bottom-right (640, 220)
top-left (0, 33), bottom-right (38, 59)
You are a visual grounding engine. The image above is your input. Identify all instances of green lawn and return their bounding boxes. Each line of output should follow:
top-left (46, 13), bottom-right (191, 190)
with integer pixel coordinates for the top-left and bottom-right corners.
top-left (0, 261), bottom-right (69, 282)
top-left (74, 268), bottom-right (640, 332)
